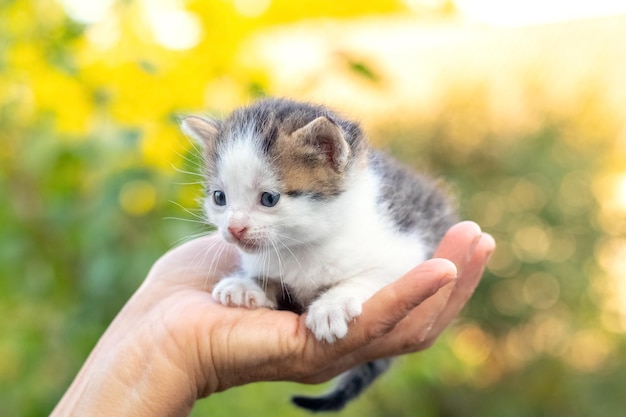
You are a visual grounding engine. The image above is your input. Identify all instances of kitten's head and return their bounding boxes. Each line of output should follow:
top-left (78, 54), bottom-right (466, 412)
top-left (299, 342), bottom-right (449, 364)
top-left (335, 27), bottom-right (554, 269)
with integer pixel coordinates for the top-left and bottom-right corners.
top-left (181, 98), bottom-right (367, 253)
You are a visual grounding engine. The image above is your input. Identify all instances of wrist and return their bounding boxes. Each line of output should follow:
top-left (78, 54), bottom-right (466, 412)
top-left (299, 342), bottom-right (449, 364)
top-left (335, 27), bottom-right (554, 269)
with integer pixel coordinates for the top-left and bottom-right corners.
top-left (51, 286), bottom-right (203, 417)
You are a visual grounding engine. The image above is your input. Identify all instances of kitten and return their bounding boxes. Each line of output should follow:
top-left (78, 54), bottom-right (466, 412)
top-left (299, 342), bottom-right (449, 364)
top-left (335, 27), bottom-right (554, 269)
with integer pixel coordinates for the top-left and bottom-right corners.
top-left (181, 98), bottom-right (457, 412)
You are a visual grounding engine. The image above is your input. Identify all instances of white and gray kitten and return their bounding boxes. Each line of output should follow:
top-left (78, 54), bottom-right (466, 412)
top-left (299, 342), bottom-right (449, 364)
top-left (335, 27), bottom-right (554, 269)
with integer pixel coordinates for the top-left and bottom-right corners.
top-left (181, 98), bottom-right (456, 412)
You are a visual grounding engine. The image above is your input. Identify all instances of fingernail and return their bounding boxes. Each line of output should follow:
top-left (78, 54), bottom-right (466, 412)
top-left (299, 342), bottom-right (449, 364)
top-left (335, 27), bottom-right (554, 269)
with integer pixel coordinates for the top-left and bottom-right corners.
top-left (483, 235), bottom-right (496, 264)
top-left (438, 262), bottom-right (458, 288)
top-left (469, 233), bottom-right (483, 258)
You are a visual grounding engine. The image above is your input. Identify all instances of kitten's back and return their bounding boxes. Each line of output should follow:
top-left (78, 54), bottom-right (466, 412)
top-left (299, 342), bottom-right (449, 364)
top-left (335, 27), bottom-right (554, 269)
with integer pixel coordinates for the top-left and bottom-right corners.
top-left (370, 151), bottom-right (457, 255)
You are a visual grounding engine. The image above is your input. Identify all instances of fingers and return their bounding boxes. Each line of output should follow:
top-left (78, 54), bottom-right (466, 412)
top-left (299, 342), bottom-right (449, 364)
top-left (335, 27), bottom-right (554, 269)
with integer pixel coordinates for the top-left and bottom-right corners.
top-left (351, 222), bottom-right (485, 346)
top-left (321, 222), bottom-right (494, 368)
top-left (421, 231), bottom-right (495, 345)
top-left (295, 257), bottom-right (457, 384)
top-left (347, 222), bottom-right (484, 359)
top-left (359, 258), bottom-right (458, 341)
top-left (321, 258), bottom-right (457, 361)
top-left (433, 221), bottom-right (483, 273)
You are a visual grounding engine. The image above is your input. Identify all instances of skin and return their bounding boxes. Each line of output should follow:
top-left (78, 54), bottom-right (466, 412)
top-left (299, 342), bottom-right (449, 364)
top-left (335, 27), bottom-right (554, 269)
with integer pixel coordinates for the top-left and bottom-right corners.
top-left (51, 221), bottom-right (495, 417)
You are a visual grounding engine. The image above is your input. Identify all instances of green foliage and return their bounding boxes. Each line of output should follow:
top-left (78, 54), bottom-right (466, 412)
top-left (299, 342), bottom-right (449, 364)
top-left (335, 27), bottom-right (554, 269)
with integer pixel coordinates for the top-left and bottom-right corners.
top-left (0, 120), bottom-right (203, 417)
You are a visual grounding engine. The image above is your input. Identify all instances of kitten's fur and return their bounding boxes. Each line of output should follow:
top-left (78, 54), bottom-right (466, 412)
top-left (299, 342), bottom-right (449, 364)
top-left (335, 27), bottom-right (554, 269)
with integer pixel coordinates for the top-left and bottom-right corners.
top-left (181, 98), bottom-right (456, 412)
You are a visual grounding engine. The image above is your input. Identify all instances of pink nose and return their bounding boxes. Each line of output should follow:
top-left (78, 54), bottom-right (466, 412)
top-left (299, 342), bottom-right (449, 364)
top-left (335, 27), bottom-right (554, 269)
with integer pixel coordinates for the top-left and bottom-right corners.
top-left (228, 225), bottom-right (248, 241)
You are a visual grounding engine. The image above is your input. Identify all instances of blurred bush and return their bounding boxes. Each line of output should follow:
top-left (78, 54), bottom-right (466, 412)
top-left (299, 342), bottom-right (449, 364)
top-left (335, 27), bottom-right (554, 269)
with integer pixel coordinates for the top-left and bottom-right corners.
top-left (1, 1), bottom-right (625, 417)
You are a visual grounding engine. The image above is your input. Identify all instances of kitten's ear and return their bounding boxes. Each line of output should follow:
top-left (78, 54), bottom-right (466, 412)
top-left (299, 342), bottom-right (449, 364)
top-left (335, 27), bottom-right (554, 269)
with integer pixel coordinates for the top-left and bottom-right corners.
top-left (180, 116), bottom-right (221, 151)
top-left (292, 116), bottom-right (350, 172)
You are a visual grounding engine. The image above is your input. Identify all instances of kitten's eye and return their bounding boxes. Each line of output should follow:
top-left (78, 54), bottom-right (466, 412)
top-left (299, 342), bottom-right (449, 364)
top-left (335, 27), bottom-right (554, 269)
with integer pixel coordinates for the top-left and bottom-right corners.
top-left (260, 191), bottom-right (280, 207)
top-left (213, 190), bottom-right (227, 206)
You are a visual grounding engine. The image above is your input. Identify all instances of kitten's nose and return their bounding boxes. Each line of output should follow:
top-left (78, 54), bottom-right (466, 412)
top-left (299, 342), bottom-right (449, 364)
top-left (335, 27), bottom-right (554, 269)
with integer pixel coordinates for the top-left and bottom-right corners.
top-left (228, 225), bottom-right (248, 241)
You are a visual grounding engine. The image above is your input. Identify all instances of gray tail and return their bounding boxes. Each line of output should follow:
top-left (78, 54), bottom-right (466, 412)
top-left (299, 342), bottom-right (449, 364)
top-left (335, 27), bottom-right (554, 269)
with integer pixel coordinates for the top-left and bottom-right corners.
top-left (291, 358), bottom-right (392, 412)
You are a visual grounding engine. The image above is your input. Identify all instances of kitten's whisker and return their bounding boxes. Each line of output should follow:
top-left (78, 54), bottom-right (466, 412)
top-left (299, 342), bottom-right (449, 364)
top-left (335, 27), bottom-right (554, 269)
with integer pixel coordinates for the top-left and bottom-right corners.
top-left (273, 232), bottom-right (311, 253)
top-left (171, 165), bottom-right (206, 178)
top-left (170, 140), bottom-right (208, 167)
top-left (169, 229), bottom-right (213, 248)
top-left (268, 236), bottom-right (285, 302)
top-left (181, 233), bottom-right (220, 289)
top-left (164, 217), bottom-right (207, 225)
top-left (259, 245), bottom-right (270, 292)
top-left (273, 232), bottom-right (313, 249)
top-left (168, 200), bottom-right (207, 221)
top-left (193, 242), bottom-right (215, 290)
top-left (206, 239), bottom-right (229, 291)
top-left (193, 236), bottom-right (230, 291)
top-left (170, 180), bottom-right (206, 186)
top-left (269, 236), bottom-right (283, 273)
top-left (270, 236), bottom-right (293, 306)
top-left (275, 238), bottom-right (311, 284)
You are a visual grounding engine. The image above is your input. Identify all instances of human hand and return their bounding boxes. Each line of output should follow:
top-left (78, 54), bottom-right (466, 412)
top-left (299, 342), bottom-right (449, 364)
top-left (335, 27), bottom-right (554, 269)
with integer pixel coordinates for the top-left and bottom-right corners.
top-left (51, 221), bottom-right (494, 417)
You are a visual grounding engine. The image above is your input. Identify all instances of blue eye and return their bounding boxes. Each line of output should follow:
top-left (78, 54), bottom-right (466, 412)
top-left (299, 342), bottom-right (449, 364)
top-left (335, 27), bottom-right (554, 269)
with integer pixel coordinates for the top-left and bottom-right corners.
top-left (260, 192), bottom-right (280, 207)
top-left (213, 190), bottom-right (226, 206)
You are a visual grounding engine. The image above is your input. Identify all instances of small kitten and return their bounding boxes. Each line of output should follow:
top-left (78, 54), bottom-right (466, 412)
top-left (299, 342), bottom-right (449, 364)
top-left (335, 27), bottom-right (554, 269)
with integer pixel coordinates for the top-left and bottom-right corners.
top-left (181, 98), bottom-right (456, 412)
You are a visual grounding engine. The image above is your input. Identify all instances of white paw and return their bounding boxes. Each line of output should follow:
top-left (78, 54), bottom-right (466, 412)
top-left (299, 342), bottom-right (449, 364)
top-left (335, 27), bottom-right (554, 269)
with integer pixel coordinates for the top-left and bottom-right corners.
top-left (212, 277), bottom-right (276, 309)
top-left (305, 295), bottom-right (363, 343)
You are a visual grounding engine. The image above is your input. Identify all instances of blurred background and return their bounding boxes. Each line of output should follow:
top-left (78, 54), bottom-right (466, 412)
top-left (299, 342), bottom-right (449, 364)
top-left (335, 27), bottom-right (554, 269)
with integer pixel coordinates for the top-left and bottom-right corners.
top-left (1, 0), bottom-right (626, 416)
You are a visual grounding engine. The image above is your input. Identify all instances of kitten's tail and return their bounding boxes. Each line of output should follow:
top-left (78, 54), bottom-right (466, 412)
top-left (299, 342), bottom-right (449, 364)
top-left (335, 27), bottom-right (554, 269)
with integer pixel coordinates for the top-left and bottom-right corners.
top-left (291, 358), bottom-right (392, 412)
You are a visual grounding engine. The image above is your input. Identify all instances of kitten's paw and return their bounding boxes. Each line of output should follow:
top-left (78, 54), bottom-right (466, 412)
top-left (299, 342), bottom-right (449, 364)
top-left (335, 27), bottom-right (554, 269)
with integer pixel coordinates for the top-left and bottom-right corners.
top-left (212, 277), bottom-right (276, 309)
top-left (305, 296), bottom-right (363, 343)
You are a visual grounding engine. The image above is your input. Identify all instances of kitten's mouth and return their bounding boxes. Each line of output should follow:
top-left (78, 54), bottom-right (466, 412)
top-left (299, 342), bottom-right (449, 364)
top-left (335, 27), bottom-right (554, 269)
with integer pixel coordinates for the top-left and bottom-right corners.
top-left (236, 239), bottom-right (265, 253)
top-left (223, 230), bottom-right (266, 253)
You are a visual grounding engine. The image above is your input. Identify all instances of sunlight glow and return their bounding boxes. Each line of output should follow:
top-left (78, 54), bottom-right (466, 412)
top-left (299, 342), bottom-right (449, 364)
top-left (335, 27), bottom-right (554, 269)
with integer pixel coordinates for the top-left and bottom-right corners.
top-left (455, 0), bottom-right (626, 27)
top-left (594, 172), bottom-right (626, 214)
top-left (58, 0), bottom-right (202, 50)
top-left (147, 9), bottom-right (202, 50)
top-left (566, 330), bottom-right (612, 371)
top-left (86, 15), bottom-right (120, 50)
top-left (452, 324), bottom-right (494, 365)
top-left (235, 0), bottom-right (272, 17)
top-left (142, 0), bottom-right (202, 50)
top-left (615, 173), bottom-right (626, 211)
top-left (56, 0), bottom-right (114, 24)
top-left (403, 0), bottom-right (447, 12)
